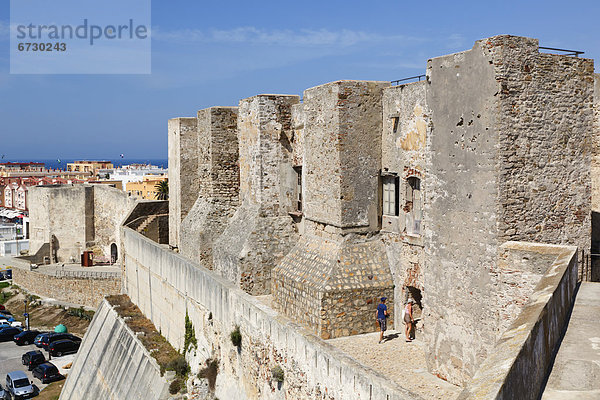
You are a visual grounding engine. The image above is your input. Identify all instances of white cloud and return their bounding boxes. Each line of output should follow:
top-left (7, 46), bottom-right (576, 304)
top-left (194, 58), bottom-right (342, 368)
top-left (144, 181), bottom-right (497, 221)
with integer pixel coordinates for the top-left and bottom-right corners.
top-left (152, 26), bottom-right (423, 48)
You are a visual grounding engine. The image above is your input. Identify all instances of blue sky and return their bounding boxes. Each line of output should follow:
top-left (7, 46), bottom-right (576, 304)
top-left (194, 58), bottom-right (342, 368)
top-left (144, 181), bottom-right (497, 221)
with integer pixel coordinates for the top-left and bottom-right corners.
top-left (0, 0), bottom-right (599, 159)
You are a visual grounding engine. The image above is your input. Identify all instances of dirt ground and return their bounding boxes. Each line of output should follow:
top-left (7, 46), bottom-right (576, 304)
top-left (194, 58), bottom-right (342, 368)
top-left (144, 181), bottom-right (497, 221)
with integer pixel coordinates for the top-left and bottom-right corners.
top-left (1, 285), bottom-right (91, 337)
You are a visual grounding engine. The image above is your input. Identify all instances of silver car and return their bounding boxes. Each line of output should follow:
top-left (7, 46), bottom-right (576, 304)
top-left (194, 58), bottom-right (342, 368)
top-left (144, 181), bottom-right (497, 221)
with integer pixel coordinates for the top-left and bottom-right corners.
top-left (5, 371), bottom-right (34, 399)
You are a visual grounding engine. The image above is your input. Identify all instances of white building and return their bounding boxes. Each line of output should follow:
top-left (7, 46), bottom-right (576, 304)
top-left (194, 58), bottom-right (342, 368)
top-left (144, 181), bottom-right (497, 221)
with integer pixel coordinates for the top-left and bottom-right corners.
top-left (98, 164), bottom-right (168, 186)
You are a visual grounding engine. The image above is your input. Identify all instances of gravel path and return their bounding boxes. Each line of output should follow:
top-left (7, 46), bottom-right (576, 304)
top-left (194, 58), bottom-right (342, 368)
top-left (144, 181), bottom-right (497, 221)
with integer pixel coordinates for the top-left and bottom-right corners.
top-left (328, 330), bottom-right (461, 400)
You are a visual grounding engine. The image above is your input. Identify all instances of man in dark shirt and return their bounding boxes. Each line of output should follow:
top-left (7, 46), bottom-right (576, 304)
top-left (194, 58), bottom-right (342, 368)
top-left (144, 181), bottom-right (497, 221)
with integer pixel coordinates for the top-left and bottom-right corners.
top-left (376, 297), bottom-right (389, 344)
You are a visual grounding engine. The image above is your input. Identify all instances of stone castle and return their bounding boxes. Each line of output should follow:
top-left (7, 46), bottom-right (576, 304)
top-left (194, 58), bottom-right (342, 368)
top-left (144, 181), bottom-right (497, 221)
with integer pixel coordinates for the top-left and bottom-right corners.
top-left (46, 34), bottom-right (599, 400)
top-left (168, 35), bottom-right (597, 384)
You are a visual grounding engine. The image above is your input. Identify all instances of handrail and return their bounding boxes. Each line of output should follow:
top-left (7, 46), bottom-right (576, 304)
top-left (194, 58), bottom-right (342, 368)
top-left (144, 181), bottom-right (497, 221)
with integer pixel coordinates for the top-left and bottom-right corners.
top-left (391, 74), bottom-right (426, 85)
top-left (539, 46), bottom-right (584, 57)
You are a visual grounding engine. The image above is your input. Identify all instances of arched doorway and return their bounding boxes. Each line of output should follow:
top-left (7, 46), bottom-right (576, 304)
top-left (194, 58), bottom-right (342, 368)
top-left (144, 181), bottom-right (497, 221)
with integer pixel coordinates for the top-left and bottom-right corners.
top-left (110, 243), bottom-right (118, 264)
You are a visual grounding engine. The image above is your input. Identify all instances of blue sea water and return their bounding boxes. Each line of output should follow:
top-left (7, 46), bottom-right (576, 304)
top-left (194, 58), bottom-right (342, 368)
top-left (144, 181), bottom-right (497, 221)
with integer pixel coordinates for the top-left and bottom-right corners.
top-left (1, 159), bottom-right (168, 170)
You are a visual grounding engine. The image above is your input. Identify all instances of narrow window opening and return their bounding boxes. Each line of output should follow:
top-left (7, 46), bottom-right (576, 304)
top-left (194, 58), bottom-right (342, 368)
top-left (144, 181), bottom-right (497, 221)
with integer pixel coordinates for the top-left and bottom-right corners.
top-left (405, 177), bottom-right (422, 235)
top-left (294, 166), bottom-right (302, 212)
top-left (382, 176), bottom-right (399, 217)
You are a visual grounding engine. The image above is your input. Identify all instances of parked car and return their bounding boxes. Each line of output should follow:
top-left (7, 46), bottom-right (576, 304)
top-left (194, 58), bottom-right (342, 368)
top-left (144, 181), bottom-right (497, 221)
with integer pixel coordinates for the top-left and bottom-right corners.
top-left (0, 383), bottom-right (10, 400)
top-left (0, 304), bottom-right (5, 311)
top-left (5, 371), bottom-right (34, 399)
top-left (0, 326), bottom-right (22, 342)
top-left (32, 362), bottom-right (62, 384)
top-left (48, 339), bottom-right (80, 357)
top-left (41, 333), bottom-right (81, 350)
top-left (13, 330), bottom-right (40, 346)
top-left (34, 332), bottom-right (51, 348)
top-left (0, 319), bottom-right (22, 328)
top-left (21, 350), bottom-right (46, 371)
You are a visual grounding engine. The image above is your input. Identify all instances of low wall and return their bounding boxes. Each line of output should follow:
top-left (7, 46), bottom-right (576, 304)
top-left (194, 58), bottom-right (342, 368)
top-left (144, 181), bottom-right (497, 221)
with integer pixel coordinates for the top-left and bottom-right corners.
top-left (12, 266), bottom-right (120, 308)
top-left (123, 227), bottom-right (420, 400)
top-left (458, 242), bottom-right (578, 400)
top-left (60, 299), bottom-right (169, 400)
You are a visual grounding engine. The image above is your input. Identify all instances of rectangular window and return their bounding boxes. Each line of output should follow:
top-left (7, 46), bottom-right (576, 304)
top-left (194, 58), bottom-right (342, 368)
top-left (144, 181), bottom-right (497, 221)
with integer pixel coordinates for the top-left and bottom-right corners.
top-left (406, 177), bottom-right (422, 235)
top-left (294, 166), bottom-right (302, 212)
top-left (382, 176), bottom-right (399, 216)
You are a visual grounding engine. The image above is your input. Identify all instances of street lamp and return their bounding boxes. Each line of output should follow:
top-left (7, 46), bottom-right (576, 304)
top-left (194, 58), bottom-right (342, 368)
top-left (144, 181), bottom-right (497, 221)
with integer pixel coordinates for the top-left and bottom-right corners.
top-left (23, 297), bottom-right (29, 331)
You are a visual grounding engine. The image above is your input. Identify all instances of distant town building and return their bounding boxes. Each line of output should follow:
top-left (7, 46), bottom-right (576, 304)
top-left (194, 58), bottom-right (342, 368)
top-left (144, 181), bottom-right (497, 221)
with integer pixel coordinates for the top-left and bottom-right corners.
top-left (0, 162), bottom-right (45, 176)
top-left (67, 160), bottom-right (114, 179)
top-left (126, 175), bottom-right (168, 199)
top-left (98, 164), bottom-right (167, 185)
top-left (0, 176), bottom-right (84, 211)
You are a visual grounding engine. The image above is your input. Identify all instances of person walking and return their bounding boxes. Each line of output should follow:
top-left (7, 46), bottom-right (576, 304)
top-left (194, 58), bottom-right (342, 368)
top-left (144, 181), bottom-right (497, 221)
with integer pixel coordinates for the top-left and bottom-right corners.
top-left (376, 297), bottom-right (389, 344)
top-left (404, 299), bottom-right (414, 342)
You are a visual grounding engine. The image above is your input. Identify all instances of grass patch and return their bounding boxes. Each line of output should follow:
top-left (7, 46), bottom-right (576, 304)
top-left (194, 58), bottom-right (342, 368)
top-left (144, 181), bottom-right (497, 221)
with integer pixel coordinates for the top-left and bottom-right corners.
top-left (35, 380), bottom-right (64, 400)
top-left (106, 294), bottom-right (187, 380)
top-left (0, 282), bottom-right (10, 289)
top-left (0, 287), bottom-right (16, 304)
top-left (66, 306), bottom-right (95, 321)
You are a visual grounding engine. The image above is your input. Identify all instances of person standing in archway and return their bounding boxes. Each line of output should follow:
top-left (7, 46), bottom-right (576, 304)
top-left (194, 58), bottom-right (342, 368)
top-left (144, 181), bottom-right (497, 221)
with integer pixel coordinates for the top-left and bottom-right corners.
top-left (404, 299), bottom-right (414, 342)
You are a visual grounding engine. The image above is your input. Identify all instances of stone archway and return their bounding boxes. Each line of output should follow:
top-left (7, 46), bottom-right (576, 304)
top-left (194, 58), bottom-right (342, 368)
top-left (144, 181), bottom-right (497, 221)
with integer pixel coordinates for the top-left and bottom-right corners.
top-left (110, 243), bottom-right (118, 264)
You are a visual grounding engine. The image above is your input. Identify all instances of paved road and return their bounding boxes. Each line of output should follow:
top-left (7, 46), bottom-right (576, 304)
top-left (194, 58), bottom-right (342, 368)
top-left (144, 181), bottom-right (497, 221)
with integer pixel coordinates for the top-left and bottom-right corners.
top-left (542, 282), bottom-right (600, 399)
top-left (0, 337), bottom-right (76, 397)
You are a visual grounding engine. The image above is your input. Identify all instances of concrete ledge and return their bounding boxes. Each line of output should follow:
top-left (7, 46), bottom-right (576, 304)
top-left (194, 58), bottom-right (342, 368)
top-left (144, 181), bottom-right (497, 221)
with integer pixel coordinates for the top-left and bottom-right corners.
top-left (458, 241), bottom-right (578, 400)
top-left (60, 299), bottom-right (169, 400)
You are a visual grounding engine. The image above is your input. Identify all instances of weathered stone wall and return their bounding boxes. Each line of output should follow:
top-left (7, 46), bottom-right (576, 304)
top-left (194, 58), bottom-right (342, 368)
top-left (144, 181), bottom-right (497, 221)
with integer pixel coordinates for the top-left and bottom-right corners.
top-left (123, 227), bottom-right (418, 400)
top-left (381, 81), bottom-right (429, 325)
top-left (490, 36), bottom-right (593, 253)
top-left (423, 35), bottom-right (594, 385)
top-left (12, 266), bottom-right (120, 308)
top-left (592, 74), bottom-right (600, 256)
top-left (458, 243), bottom-right (578, 400)
top-left (29, 184), bottom-right (136, 264)
top-left (168, 117), bottom-right (199, 248)
top-left (29, 185), bottom-right (94, 263)
top-left (180, 107), bottom-right (240, 268)
top-left (60, 299), bottom-right (169, 400)
top-left (212, 95), bottom-right (300, 295)
top-left (273, 81), bottom-right (394, 339)
top-left (90, 184), bottom-right (136, 260)
top-left (303, 81), bottom-right (389, 231)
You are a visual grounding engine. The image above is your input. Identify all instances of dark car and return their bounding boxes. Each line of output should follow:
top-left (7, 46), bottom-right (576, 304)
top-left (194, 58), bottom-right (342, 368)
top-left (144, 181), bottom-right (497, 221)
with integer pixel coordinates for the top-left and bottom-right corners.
top-left (41, 333), bottom-right (81, 350)
top-left (32, 363), bottom-right (62, 384)
top-left (34, 332), bottom-right (52, 348)
top-left (0, 327), bottom-right (21, 342)
top-left (48, 339), bottom-right (80, 357)
top-left (13, 330), bottom-right (40, 346)
top-left (0, 383), bottom-right (10, 400)
top-left (21, 350), bottom-right (46, 371)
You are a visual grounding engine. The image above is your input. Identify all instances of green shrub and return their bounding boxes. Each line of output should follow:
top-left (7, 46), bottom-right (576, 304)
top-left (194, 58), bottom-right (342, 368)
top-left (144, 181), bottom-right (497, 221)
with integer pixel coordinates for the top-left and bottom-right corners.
top-left (184, 312), bottom-right (197, 352)
top-left (230, 325), bottom-right (242, 347)
top-left (66, 307), bottom-right (94, 321)
top-left (272, 365), bottom-right (284, 383)
top-left (0, 282), bottom-right (9, 289)
top-left (166, 354), bottom-right (189, 377)
top-left (168, 378), bottom-right (182, 394)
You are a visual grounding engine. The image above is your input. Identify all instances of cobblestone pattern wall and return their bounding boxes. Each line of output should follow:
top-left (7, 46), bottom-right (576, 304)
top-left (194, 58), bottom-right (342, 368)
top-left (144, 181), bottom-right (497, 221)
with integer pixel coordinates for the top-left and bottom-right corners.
top-left (13, 267), bottom-right (120, 308)
top-left (303, 81), bottom-right (389, 230)
top-left (488, 36), bottom-right (594, 254)
top-left (381, 82), bottom-right (429, 326)
top-left (180, 107), bottom-right (240, 268)
top-left (423, 35), bottom-right (595, 385)
top-left (168, 117), bottom-right (199, 248)
top-left (212, 95), bottom-right (300, 295)
top-left (124, 228), bottom-right (417, 400)
top-left (273, 233), bottom-right (394, 339)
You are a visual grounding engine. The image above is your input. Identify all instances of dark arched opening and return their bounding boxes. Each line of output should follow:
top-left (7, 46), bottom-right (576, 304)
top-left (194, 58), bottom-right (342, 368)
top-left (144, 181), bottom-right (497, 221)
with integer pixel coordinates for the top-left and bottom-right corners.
top-left (110, 243), bottom-right (118, 264)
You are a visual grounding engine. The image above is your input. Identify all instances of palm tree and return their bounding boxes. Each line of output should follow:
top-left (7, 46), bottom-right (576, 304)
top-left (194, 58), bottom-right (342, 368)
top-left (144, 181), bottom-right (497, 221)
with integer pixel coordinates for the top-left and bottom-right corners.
top-left (155, 180), bottom-right (169, 200)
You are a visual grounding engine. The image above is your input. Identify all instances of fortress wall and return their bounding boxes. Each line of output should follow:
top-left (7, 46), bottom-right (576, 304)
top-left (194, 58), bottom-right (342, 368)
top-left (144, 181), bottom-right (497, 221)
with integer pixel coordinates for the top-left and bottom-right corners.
top-left (423, 35), bottom-right (594, 385)
top-left (168, 117), bottom-right (199, 248)
top-left (60, 299), bottom-right (169, 400)
top-left (123, 226), bottom-right (418, 400)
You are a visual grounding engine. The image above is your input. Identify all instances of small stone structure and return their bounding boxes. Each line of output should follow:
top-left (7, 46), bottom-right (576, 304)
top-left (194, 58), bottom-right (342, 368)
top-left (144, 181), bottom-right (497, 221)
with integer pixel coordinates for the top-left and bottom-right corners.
top-left (28, 184), bottom-right (136, 263)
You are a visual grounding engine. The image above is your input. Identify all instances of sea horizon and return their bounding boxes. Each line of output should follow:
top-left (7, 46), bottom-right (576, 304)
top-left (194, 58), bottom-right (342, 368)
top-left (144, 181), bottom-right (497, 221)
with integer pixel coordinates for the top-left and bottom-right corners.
top-left (1, 158), bottom-right (168, 170)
